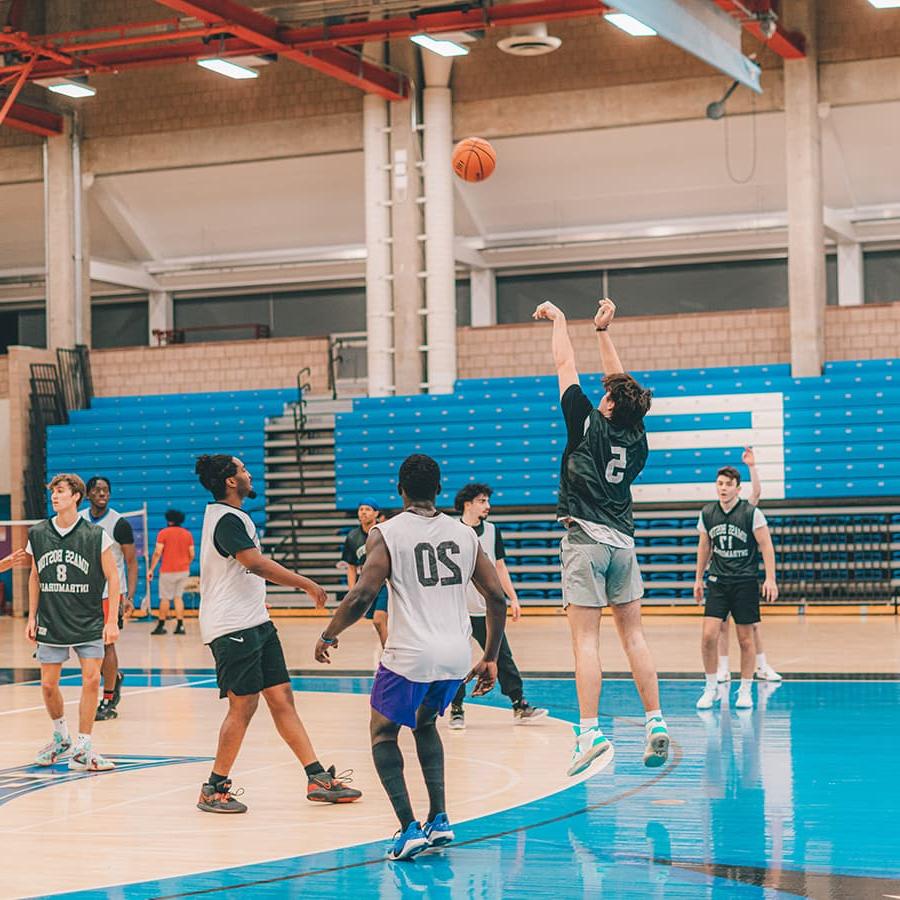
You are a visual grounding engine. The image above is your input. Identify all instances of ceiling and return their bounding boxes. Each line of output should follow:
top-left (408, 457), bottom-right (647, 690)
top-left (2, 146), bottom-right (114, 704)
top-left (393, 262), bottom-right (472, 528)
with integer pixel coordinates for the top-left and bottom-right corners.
top-left (1, 99), bottom-right (899, 295)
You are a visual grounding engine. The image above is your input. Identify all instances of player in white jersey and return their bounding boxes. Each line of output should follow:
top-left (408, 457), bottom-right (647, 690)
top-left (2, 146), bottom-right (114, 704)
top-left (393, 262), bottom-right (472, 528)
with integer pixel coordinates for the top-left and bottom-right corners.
top-left (315, 454), bottom-right (509, 861)
top-left (194, 455), bottom-right (361, 813)
top-left (81, 476), bottom-right (138, 720)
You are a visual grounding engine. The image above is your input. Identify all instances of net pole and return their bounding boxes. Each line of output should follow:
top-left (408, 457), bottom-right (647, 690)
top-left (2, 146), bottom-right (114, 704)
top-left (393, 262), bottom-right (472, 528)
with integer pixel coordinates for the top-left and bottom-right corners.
top-left (141, 503), bottom-right (151, 615)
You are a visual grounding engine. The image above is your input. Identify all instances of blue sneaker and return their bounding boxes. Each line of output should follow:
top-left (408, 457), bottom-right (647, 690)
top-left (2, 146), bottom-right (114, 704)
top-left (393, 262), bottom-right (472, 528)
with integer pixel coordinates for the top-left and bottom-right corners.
top-left (387, 821), bottom-right (429, 861)
top-left (423, 812), bottom-right (455, 847)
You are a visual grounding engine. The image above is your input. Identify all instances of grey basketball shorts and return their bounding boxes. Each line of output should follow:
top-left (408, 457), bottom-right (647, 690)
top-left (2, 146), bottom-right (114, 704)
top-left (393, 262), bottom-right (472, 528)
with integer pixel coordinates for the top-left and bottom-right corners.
top-left (560, 524), bottom-right (644, 608)
top-left (36, 640), bottom-right (105, 664)
top-left (158, 571), bottom-right (189, 599)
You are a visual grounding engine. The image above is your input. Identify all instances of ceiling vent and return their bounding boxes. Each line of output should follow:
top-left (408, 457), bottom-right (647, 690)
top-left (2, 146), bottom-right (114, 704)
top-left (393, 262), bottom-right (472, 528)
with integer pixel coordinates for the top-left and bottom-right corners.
top-left (497, 23), bottom-right (562, 56)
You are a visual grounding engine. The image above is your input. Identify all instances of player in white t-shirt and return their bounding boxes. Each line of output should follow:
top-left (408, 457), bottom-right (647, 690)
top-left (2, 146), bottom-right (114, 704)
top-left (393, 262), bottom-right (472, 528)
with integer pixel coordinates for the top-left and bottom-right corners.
top-left (194, 454), bottom-right (361, 814)
top-left (315, 454), bottom-right (509, 861)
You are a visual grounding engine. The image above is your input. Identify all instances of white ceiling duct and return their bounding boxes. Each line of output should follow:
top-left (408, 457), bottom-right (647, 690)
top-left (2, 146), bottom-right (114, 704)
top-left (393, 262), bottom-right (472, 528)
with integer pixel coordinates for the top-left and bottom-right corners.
top-left (497, 22), bottom-right (562, 56)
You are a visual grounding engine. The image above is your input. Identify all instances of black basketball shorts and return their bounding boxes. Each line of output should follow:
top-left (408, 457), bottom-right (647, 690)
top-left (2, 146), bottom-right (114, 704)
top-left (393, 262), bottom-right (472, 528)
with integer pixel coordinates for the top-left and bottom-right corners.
top-left (209, 620), bottom-right (290, 698)
top-left (704, 578), bottom-right (761, 626)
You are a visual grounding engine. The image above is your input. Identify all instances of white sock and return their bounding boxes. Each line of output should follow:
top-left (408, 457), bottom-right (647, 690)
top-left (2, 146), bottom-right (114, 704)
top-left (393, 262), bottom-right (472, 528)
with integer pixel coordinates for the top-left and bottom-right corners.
top-left (75, 733), bottom-right (91, 751)
top-left (704, 674), bottom-right (717, 691)
top-left (718, 656), bottom-right (729, 673)
top-left (52, 717), bottom-right (69, 740)
top-left (578, 717), bottom-right (599, 732)
top-left (739, 679), bottom-right (753, 693)
top-left (756, 653), bottom-right (767, 668)
top-left (577, 718), bottom-right (599, 750)
top-left (645, 709), bottom-right (662, 724)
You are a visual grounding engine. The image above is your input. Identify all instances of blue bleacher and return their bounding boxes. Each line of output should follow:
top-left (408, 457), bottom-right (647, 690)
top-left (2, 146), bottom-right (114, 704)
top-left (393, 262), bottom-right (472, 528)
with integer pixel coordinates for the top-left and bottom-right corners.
top-left (335, 358), bottom-right (899, 509)
top-left (46, 388), bottom-right (293, 607)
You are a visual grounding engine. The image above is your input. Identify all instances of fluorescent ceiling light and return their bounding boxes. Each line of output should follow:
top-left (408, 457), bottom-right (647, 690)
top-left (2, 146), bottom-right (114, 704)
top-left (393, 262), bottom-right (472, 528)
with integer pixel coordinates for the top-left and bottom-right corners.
top-left (196, 57), bottom-right (259, 79)
top-left (410, 33), bottom-right (470, 57)
top-left (868, 0), bottom-right (900, 7)
top-left (44, 78), bottom-right (96, 98)
top-left (604, 12), bottom-right (658, 36)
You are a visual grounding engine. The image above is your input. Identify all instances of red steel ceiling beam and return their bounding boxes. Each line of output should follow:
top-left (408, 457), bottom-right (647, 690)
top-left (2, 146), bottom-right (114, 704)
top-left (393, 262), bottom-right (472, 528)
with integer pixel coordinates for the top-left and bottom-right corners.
top-left (153, 0), bottom-right (409, 100)
top-left (712, 0), bottom-right (805, 58)
top-left (3, 101), bottom-right (63, 136)
top-left (0, 55), bottom-right (34, 128)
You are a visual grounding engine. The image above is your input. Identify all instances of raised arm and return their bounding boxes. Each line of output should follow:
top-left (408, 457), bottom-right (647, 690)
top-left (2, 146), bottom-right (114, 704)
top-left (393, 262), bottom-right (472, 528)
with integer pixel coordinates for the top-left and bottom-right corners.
top-left (532, 301), bottom-right (579, 398)
top-left (743, 447), bottom-right (761, 506)
top-left (593, 298), bottom-right (624, 375)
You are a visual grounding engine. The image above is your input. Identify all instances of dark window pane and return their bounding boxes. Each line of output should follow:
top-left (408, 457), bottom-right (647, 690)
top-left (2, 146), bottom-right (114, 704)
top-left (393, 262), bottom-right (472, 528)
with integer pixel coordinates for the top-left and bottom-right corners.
top-left (864, 250), bottom-right (900, 304)
top-left (456, 280), bottom-right (471, 327)
top-left (18, 309), bottom-right (46, 348)
top-left (92, 301), bottom-right (148, 348)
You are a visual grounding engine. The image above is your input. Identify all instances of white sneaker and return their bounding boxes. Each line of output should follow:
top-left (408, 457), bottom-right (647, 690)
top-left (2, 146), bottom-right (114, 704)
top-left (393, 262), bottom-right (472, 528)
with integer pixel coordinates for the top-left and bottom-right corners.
top-left (35, 733), bottom-right (72, 766)
top-left (68, 748), bottom-right (115, 771)
top-left (567, 726), bottom-right (612, 777)
top-left (734, 690), bottom-right (753, 709)
top-left (755, 665), bottom-right (782, 682)
top-left (696, 689), bottom-right (719, 710)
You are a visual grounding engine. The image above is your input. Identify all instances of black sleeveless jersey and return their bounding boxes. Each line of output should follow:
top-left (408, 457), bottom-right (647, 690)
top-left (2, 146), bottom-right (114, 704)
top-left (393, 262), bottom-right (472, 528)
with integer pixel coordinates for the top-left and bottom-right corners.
top-left (701, 499), bottom-right (761, 582)
top-left (29, 518), bottom-right (107, 645)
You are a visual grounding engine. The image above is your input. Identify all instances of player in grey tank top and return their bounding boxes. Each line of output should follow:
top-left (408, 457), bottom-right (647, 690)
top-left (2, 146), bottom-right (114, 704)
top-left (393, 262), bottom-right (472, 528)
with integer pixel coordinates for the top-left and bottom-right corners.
top-left (315, 454), bottom-right (509, 861)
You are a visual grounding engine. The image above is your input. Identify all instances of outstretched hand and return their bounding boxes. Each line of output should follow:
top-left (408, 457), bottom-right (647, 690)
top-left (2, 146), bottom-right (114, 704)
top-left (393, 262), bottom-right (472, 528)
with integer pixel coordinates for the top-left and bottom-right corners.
top-left (0, 548), bottom-right (29, 573)
top-left (532, 301), bottom-right (565, 322)
top-left (594, 297), bottom-right (616, 330)
top-left (742, 446), bottom-right (756, 467)
top-left (466, 658), bottom-right (498, 696)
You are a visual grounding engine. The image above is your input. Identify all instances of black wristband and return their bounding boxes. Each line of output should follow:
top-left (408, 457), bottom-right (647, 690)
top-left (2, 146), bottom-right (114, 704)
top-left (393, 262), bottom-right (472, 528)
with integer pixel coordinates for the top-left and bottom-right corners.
top-left (320, 632), bottom-right (337, 645)
top-left (595, 326), bottom-right (608, 332)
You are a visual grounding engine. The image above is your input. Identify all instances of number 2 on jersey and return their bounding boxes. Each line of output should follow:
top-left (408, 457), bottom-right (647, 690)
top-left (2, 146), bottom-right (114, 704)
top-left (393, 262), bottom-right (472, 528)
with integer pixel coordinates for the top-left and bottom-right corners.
top-left (414, 541), bottom-right (463, 587)
top-left (605, 445), bottom-right (627, 484)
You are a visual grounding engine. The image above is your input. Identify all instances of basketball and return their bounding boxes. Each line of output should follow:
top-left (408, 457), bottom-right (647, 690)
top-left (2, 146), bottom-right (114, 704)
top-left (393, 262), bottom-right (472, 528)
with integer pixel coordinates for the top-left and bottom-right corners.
top-left (452, 137), bottom-right (496, 182)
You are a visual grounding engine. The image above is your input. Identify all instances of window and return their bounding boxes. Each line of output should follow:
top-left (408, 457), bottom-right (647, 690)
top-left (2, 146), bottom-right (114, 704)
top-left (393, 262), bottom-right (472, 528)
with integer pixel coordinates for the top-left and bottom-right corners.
top-left (92, 301), bottom-right (148, 348)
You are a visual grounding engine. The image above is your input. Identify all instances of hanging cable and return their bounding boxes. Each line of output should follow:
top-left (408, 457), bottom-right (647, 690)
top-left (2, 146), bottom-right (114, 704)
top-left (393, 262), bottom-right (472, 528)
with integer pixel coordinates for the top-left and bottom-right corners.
top-left (724, 90), bottom-right (757, 185)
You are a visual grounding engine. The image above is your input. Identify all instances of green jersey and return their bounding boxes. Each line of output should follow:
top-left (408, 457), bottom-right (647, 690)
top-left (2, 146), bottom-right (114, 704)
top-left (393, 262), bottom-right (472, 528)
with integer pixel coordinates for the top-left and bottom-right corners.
top-left (28, 518), bottom-right (108, 645)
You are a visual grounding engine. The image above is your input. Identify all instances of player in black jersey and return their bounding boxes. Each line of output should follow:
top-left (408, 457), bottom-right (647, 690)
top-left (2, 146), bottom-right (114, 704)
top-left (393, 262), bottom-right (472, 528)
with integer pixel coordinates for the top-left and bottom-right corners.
top-left (695, 465), bottom-right (778, 710)
top-left (25, 474), bottom-right (121, 771)
top-left (534, 297), bottom-right (668, 776)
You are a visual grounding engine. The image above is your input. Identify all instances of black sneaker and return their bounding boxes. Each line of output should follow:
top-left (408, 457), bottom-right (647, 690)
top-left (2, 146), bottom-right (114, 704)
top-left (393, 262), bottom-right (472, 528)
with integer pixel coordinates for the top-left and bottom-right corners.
top-left (111, 671), bottom-right (124, 709)
top-left (95, 699), bottom-right (118, 721)
top-left (174, 622), bottom-right (186, 635)
top-left (151, 621), bottom-right (167, 635)
top-left (197, 780), bottom-right (247, 813)
top-left (307, 766), bottom-right (362, 803)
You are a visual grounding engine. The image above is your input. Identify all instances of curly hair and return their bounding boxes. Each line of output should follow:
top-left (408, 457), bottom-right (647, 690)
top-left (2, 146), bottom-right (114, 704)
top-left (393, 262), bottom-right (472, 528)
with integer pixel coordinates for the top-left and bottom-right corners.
top-left (195, 455), bottom-right (238, 500)
top-left (398, 454), bottom-right (441, 502)
top-left (165, 508), bottom-right (186, 526)
top-left (86, 475), bottom-right (111, 494)
top-left (603, 373), bottom-right (652, 429)
top-left (454, 482), bottom-right (492, 513)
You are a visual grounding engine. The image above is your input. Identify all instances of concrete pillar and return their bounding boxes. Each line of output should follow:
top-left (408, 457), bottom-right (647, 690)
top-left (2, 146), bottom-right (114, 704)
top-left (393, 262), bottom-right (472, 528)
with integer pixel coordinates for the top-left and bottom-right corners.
top-left (470, 268), bottom-right (497, 327)
top-left (148, 290), bottom-right (174, 344)
top-left (783, 0), bottom-right (826, 376)
top-left (837, 242), bottom-right (864, 307)
top-left (422, 54), bottom-right (457, 394)
top-left (389, 44), bottom-right (425, 395)
top-left (44, 116), bottom-right (91, 349)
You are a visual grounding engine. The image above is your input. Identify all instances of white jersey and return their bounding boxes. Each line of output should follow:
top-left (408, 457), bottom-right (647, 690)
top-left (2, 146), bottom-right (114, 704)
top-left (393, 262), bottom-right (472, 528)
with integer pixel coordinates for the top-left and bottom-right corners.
top-left (465, 519), bottom-right (497, 616)
top-left (375, 510), bottom-right (480, 682)
top-left (199, 502), bottom-right (269, 644)
top-left (79, 507), bottom-right (127, 599)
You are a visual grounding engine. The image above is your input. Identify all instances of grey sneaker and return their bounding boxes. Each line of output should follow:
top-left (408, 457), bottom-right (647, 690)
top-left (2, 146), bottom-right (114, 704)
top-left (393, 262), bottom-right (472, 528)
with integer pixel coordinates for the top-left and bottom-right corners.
top-left (197, 780), bottom-right (247, 813)
top-left (448, 705), bottom-right (465, 730)
top-left (513, 701), bottom-right (548, 725)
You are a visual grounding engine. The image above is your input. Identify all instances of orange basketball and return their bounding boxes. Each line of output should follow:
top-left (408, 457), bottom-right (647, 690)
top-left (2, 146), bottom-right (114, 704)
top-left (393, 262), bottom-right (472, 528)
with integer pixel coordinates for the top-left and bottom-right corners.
top-left (452, 137), bottom-right (496, 183)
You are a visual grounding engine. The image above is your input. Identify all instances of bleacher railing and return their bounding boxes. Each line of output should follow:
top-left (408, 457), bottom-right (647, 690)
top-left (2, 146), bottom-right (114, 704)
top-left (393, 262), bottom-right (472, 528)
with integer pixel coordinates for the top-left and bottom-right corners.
top-left (24, 346), bottom-right (94, 518)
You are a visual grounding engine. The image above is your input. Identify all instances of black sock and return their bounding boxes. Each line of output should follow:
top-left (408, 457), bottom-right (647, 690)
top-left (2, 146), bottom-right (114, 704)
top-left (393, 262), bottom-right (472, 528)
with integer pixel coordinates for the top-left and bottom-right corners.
top-left (372, 740), bottom-right (415, 830)
top-left (304, 761), bottom-right (325, 778)
top-left (511, 696), bottom-right (525, 709)
top-left (209, 770), bottom-right (228, 789)
top-left (177, 619), bottom-right (183, 626)
top-left (413, 720), bottom-right (445, 822)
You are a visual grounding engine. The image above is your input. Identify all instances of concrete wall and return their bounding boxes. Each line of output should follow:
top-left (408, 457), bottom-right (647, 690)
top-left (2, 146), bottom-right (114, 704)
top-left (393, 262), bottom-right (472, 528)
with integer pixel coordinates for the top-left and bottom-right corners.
top-left (89, 336), bottom-right (331, 397)
top-left (457, 303), bottom-right (899, 379)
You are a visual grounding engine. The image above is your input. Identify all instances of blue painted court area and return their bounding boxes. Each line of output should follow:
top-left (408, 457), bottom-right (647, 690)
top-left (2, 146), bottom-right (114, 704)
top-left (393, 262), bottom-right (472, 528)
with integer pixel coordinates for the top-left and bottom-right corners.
top-left (36, 676), bottom-right (900, 899)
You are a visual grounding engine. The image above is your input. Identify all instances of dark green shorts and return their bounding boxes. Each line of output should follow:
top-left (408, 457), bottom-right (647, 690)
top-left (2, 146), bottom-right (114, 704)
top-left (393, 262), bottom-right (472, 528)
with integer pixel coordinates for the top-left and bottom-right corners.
top-left (209, 620), bottom-right (290, 699)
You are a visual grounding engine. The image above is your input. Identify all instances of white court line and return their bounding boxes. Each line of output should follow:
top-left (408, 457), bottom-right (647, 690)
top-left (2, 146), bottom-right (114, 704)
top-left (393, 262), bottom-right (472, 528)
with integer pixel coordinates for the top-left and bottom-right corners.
top-left (0, 676), bottom-right (217, 717)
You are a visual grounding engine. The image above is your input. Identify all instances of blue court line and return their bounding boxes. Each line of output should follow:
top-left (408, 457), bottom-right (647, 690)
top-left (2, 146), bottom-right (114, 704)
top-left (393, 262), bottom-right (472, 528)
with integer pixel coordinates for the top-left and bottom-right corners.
top-left (22, 677), bottom-right (900, 900)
